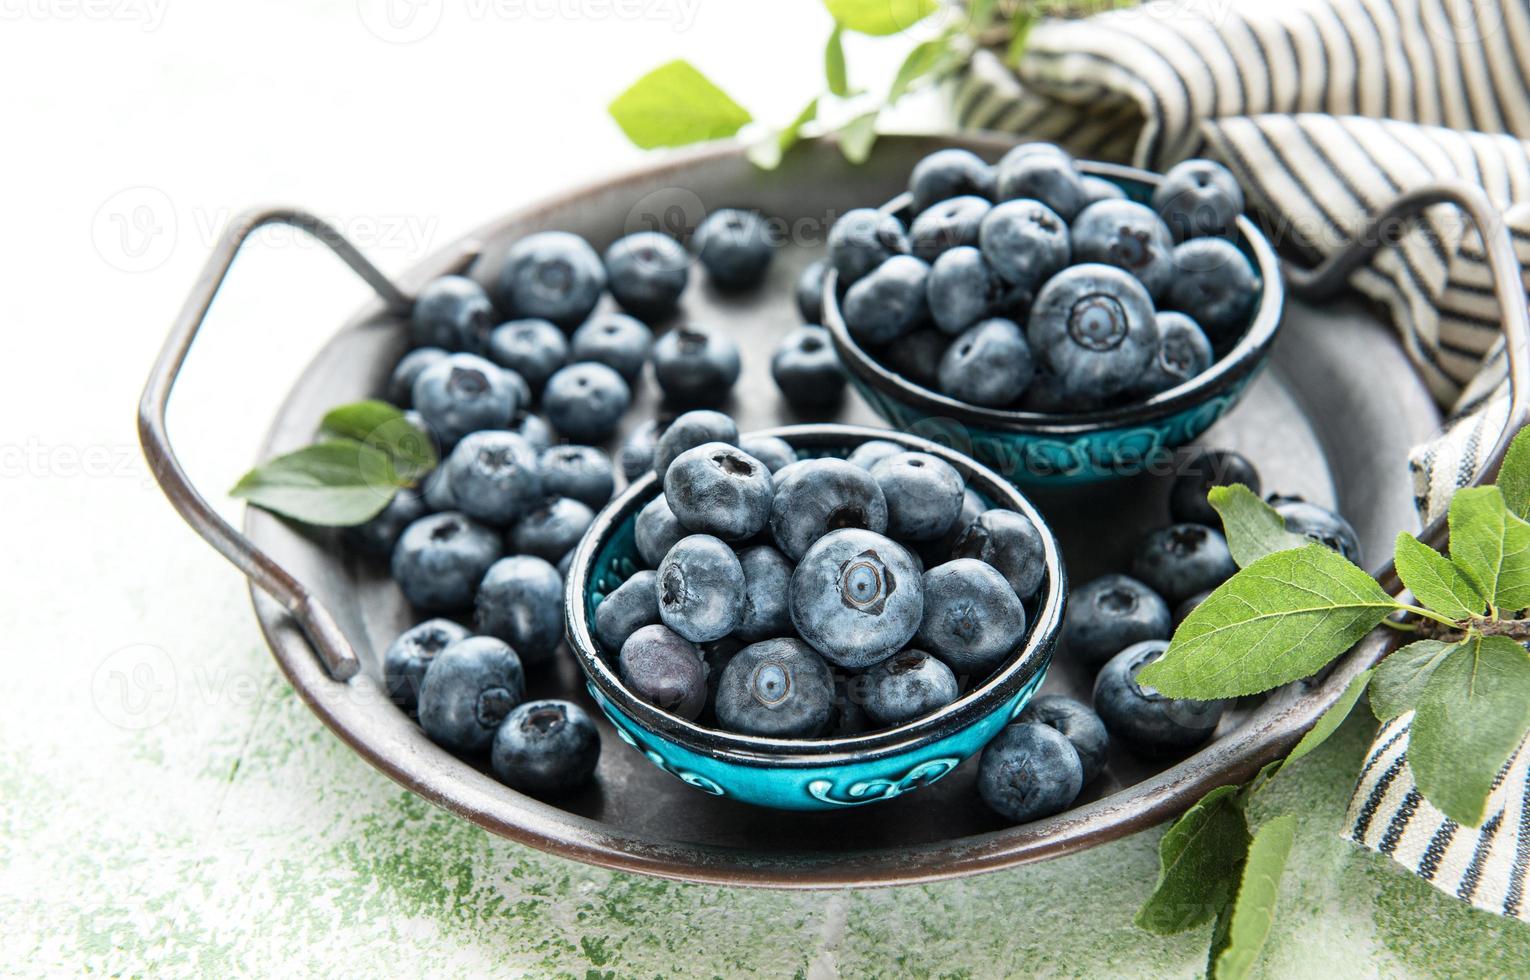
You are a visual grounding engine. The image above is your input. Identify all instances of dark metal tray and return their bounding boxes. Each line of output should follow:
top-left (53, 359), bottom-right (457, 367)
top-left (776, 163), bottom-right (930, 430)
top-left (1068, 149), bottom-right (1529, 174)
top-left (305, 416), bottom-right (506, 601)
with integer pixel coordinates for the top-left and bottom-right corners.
top-left (140, 135), bottom-right (1530, 888)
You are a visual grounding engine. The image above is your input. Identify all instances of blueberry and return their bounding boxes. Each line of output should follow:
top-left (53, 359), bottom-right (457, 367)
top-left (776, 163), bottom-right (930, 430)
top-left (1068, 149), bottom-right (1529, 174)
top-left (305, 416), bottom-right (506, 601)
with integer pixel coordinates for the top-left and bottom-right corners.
top-left (475, 555), bottom-right (565, 666)
top-left (827, 208), bottom-right (910, 286)
top-left (701, 635), bottom-right (744, 721)
top-left (1137, 312), bottom-right (1213, 397)
top-left (417, 636), bottom-right (525, 753)
top-left (603, 231), bottom-right (690, 322)
top-left (537, 445), bottom-right (615, 510)
top-left (634, 494), bottom-right (687, 568)
top-left (651, 325), bottom-right (741, 406)
top-left (1062, 573), bottom-right (1172, 670)
top-left (507, 409), bottom-right (554, 453)
top-left (442, 430), bottom-right (542, 525)
top-left (1152, 158), bottom-right (1244, 241)
top-left (910, 148), bottom-right (996, 214)
top-left (422, 464), bottom-right (457, 512)
top-left (1017, 694), bottom-right (1109, 784)
top-left (653, 409), bottom-right (739, 478)
top-left (714, 638), bottom-right (835, 737)
top-left (738, 435), bottom-right (797, 474)
top-left (619, 418), bottom-right (666, 479)
top-left (493, 231), bottom-right (605, 329)
top-left (1131, 523), bottom-right (1237, 604)
top-left (862, 649), bottom-right (959, 726)
top-left (1093, 641), bottom-right (1226, 753)
top-left (1273, 498), bottom-right (1362, 564)
top-left (930, 485), bottom-right (988, 560)
top-left (501, 368), bottom-right (533, 413)
top-left (927, 246), bottom-right (999, 336)
top-left (846, 439), bottom-right (905, 471)
top-left (1169, 448), bottom-right (1261, 526)
top-left (843, 254), bottom-right (931, 346)
top-left (491, 699), bottom-right (601, 797)
top-left (557, 550), bottom-right (575, 578)
top-left (1166, 238), bottom-right (1259, 342)
top-left (383, 618), bottom-right (470, 710)
top-left (939, 317), bottom-right (1034, 407)
top-left (345, 486), bottom-right (428, 560)
top-left (485, 319), bottom-right (567, 392)
top-left (995, 148), bottom-right (1087, 221)
top-left (541, 362), bottom-right (631, 442)
top-left (692, 208), bottom-right (774, 290)
top-left (657, 534), bottom-right (746, 643)
top-left (411, 275), bottom-right (496, 352)
top-left (412, 353), bottom-right (519, 446)
top-left (735, 545), bottom-right (794, 643)
top-left (951, 508), bottom-right (1046, 600)
top-left (910, 195), bottom-right (992, 263)
top-left (619, 624), bottom-right (708, 720)
top-left (570, 312), bottom-right (654, 381)
top-left (1081, 175), bottom-right (1127, 205)
top-left (388, 347), bottom-right (448, 406)
top-left (978, 199), bottom-right (1070, 292)
top-left (664, 443), bottom-right (773, 541)
top-left (595, 569), bottom-right (661, 653)
top-left (1175, 589), bottom-right (1212, 626)
top-left (795, 259), bottom-right (828, 323)
top-left (509, 497), bottom-right (595, 563)
top-left (976, 721), bottom-right (1084, 822)
top-left (769, 458), bottom-right (890, 561)
top-left (869, 452), bottom-right (964, 543)
top-left (1027, 264), bottom-right (1159, 403)
top-left (879, 327), bottom-right (951, 391)
top-left (789, 528), bottom-right (923, 669)
top-left (771, 325), bottom-right (845, 411)
top-left (918, 559), bottom-right (1027, 675)
top-left (1070, 200), bottom-right (1175, 299)
top-left (392, 511), bottom-right (503, 612)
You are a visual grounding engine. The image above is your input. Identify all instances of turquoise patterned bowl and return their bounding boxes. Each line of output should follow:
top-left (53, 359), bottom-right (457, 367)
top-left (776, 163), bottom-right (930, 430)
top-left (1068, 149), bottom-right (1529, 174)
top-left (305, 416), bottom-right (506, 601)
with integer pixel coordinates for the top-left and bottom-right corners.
top-left (823, 160), bottom-right (1284, 485)
top-left (563, 424), bottom-right (1066, 811)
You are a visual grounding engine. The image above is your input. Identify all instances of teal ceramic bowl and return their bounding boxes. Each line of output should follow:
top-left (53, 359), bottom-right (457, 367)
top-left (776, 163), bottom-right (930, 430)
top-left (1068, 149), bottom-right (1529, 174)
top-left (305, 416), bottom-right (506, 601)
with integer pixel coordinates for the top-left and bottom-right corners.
top-left (823, 160), bottom-right (1284, 485)
top-left (564, 424), bottom-right (1066, 811)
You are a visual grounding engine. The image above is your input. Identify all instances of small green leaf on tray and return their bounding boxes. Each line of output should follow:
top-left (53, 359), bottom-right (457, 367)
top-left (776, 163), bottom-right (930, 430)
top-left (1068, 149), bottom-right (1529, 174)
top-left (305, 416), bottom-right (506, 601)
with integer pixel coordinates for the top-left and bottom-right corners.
top-left (320, 400), bottom-right (436, 482)
top-left (1211, 814), bottom-right (1297, 980)
top-left (231, 441), bottom-right (402, 526)
top-left (1447, 485), bottom-right (1530, 614)
top-left (1496, 425), bottom-right (1530, 520)
top-left (1138, 545), bottom-right (1399, 699)
top-left (1285, 668), bottom-right (1374, 767)
top-left (1409, 634), bottom-right (1530, 827)
top-left (838, 110), bottom-right (880, 164)
top-left (1369, 638), bottom-right (1458, 721)
top-left (609, 60), bottom-right (753, 150)
top-left (1209, 484), bottom-right (1310, 568)
top-left (1136, 784), bottom-right (1250, 935)
top-left (823, 0), bottom-right (937, 36)
top-left (825, 24), bottom-right (849, 96)
top-left (1393, 530), bottom-right (1486, 620)
top-left (887, 38), bottom-right (953, 103)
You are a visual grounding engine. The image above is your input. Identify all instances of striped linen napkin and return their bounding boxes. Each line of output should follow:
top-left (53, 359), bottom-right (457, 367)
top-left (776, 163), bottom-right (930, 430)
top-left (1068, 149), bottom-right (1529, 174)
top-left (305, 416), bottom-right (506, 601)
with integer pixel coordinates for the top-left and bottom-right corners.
top-left (951, 0), bottom-right (1530, 921)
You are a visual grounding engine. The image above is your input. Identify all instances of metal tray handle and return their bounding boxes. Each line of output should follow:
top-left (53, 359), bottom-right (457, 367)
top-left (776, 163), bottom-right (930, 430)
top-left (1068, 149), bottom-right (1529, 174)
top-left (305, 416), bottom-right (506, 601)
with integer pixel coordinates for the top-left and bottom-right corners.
top-left (137, 207), bottom-right (412, 681)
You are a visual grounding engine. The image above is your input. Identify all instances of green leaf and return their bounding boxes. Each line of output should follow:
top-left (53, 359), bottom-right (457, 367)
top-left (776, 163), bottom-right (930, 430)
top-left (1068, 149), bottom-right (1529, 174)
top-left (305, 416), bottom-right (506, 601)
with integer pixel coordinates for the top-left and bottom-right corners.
top-left (887, 38), bottom-right (953, 103)
top-left (823, 0), bottom-right (936, 36)
top-left (825, 24), bottom-right (849, 96)
top-left (1495, 425), bottom-right (1530, 520)
top-left (1135, 785), bottom-right (1250, 935)
top-left (1138, 546), bottom-right (1401, 699)
top-left (608, 60), bottom-right (752, 150)
top-left (1394, 531), bottom-right (1485, 620)
top-left (320, 400), bottom-right (436, 483)
top-left (838, 110), bottom-right (879, 164)
top-left (1286, 668), bottom-right (1374, 766)
top-left (1212, 815), bottom-right (1297, 980)
top-left (231, 441), bottom-right (401, 526)
top-left (1006, 12), bottom-right (1036, 67)
top-left (1370, 639), bottom-right (1459, 721)
top-left (1410, 634), bottom-right (1530, 826)
top-left (1448, 486), bottom-right (1530, 613)
top-left (746, 98), bottom-right (819, 170)
top-left (1209, 484), bottom-right (1310, 568)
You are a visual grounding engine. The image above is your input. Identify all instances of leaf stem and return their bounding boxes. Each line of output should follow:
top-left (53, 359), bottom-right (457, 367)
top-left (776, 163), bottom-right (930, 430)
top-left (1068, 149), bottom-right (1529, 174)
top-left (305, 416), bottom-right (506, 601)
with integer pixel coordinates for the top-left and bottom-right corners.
top-left (1395, 603), bottom-right (1462, 629)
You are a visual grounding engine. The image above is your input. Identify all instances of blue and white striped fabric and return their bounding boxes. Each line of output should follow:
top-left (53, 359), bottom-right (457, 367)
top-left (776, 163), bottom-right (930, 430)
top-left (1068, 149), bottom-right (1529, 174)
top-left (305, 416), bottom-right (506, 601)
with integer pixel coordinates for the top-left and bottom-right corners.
top-left (953, 0), bottom-right (1530, 921)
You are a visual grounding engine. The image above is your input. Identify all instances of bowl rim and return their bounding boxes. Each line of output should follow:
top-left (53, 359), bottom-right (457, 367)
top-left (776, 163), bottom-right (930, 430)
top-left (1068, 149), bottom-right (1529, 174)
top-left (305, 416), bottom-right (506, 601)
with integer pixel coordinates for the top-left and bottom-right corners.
top-left (563, 422), bottom-right (1067, 768)
top-left (822, 159), bottom-right (1286, 435)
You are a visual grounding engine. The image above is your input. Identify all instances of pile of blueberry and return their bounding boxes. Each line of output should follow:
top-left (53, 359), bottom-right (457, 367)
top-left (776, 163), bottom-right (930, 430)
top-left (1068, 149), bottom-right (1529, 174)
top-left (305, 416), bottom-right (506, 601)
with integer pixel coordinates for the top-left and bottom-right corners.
top-left (825, 144), bottom-right (1260, 411)
top-left (594, 411), bottom-right (1048, 740)
top-left (361, 210), bottom-right (779, 798)
top-left (973, 448), bottom-right (1363, 822)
